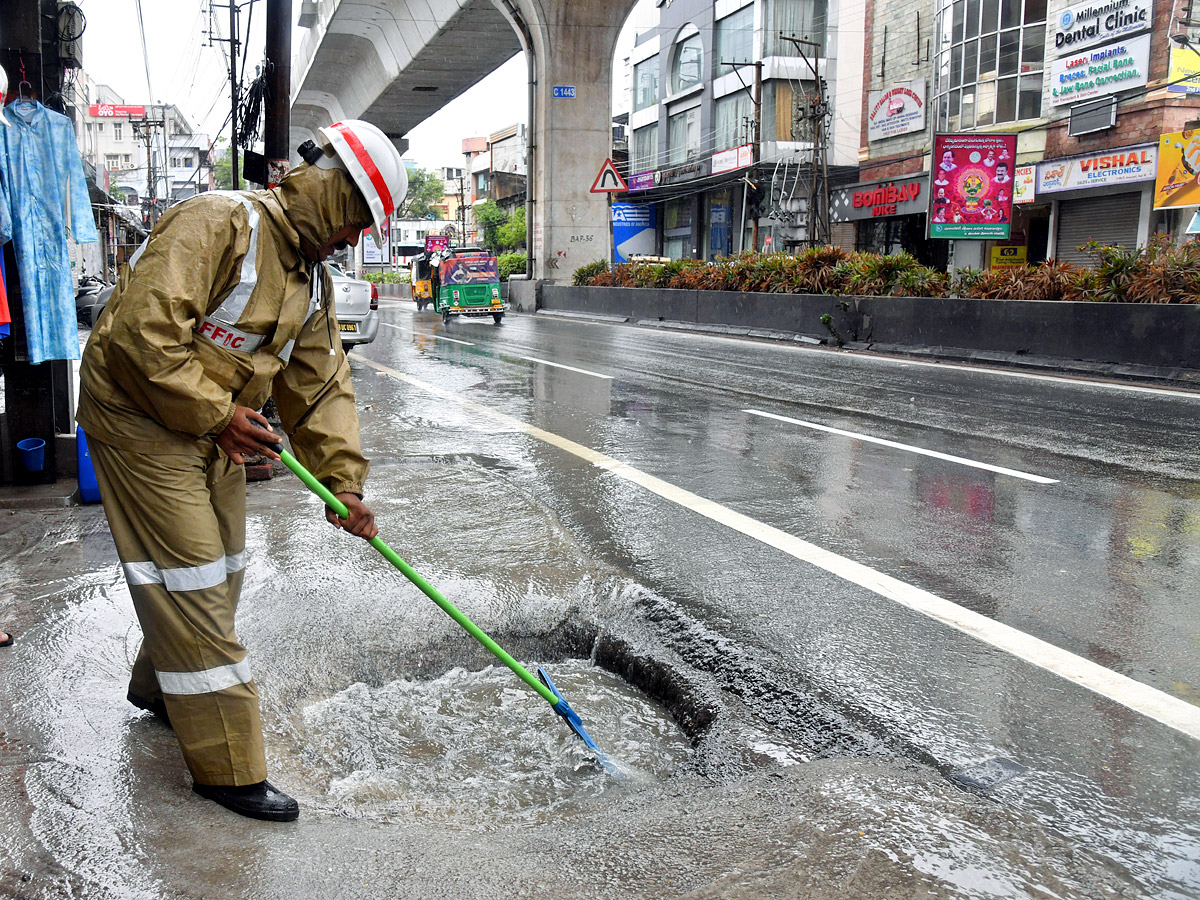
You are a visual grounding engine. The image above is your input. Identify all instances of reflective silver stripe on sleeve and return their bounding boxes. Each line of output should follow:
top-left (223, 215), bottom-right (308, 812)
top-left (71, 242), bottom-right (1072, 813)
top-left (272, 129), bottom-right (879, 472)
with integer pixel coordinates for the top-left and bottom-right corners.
top-left (122, 556), bottom-right (234, 592)
top-left (127, 238), bottom-right (149, 271)
top-left (208, 195), bottom-right (261, 326)
top-left (225, 551), bottom-right (245, 574)
top-left (156, 657), bottom-right (254, 696)
top-left (278, 283), bottom-right (323, 363)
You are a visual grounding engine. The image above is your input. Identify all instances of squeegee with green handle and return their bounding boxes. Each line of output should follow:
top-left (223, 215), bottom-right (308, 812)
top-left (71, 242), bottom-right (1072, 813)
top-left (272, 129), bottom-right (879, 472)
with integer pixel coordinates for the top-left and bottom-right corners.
top-left (257, 428), bottom-right (612, 771)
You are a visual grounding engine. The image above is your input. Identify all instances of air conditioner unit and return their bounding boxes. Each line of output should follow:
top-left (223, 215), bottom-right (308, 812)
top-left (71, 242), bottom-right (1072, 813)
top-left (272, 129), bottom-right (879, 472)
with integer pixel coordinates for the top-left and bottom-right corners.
top-left (298, 1), bottom-right (319, 27)
top-left (1068, 97), bottom-right (1117, 137)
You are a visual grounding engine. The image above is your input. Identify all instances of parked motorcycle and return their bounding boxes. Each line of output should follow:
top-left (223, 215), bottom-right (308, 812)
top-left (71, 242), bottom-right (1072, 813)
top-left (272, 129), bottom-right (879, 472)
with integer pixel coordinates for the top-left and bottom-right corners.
top-left (75, 275), bottom-right (113, 327)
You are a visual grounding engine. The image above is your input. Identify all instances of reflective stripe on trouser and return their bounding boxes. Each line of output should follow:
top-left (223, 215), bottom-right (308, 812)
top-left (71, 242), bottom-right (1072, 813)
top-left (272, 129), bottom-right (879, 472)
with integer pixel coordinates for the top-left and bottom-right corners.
top-left (87, 437), bottom-right (267, 786)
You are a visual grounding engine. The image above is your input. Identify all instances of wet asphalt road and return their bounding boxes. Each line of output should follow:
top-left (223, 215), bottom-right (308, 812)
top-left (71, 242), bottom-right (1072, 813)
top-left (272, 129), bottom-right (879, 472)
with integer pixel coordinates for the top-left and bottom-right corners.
top-left (1, 299), bottom-right (1197, 899)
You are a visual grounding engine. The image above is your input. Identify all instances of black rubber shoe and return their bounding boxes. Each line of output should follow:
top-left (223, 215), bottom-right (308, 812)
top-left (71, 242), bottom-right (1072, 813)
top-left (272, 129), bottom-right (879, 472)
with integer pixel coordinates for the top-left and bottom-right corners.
top-left (127, 692), bottom-right (171, 728)
top-left (192, 780), bottom-right (300, 822)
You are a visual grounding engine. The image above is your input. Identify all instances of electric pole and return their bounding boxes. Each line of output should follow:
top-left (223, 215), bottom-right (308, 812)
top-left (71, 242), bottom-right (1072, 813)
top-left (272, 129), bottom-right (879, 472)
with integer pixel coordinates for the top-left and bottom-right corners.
top-left (779, 34), bottom-right (829, 247)
top-left (458, 174), bottom-right (466, 246)
top-left (264, 0), bottom-right (291, 186)
top-left (132, 113), bottom-right (165, 227)
top-left (205, 1), bottom-right (241, 189)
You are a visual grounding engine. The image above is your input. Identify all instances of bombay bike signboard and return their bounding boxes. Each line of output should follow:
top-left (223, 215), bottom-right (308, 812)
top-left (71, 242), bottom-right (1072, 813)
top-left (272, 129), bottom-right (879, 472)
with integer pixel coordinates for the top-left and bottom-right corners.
top-left (1049, 32), bottom-right (1150, 106)
top-left (88, 104), bottom-right (146, 117)
top-left (928, 133), bottom-right (1018, 239)
top-left (866, 80), bottom-right (926, 142)
top-left (832, 176), bottom-right (927, 222)
top-left (1051, 0), bottom-right (1152, 55)
top-left (1036, 144), bottom-right (1156, 193)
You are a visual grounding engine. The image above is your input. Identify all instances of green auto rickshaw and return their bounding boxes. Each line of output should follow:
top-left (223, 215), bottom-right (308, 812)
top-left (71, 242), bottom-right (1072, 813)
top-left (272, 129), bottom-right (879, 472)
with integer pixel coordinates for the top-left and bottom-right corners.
top-left (432, 249), bottom-right (505, 325)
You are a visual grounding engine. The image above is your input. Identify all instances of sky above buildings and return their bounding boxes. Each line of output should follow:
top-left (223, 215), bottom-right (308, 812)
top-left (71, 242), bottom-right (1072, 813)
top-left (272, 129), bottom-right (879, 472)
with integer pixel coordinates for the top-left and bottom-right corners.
top-left (75, 0), bottom-right (656, 174)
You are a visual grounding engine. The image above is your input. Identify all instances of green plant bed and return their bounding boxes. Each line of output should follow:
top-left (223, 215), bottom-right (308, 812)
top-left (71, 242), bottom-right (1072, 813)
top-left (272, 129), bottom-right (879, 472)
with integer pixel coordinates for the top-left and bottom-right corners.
top-left (572, 237), bottom-right (1200, 304)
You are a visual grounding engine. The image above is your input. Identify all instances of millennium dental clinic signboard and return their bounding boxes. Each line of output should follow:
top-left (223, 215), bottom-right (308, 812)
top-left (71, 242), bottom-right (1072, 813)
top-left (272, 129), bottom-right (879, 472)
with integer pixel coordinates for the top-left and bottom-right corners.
top-left (928, 133), bottom-right (1018, 239)
top-left (1049, 33), bottom-right (1151, 105)
top-left (866, 80), bottom-right (926, 142)
top-left (1049, 0), bottom-right (1153, 105)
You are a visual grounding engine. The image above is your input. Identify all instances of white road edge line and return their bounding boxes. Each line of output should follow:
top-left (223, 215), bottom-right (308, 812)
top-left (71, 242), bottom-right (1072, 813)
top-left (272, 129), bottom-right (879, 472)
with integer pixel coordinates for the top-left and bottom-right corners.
top-left (519, 355), bottom-right (612, 379)
top-left (380, 323), bottom-right (474, 346)
top-left (363, 357), bottom-right (1200, 742)
top-left (745, 409), bottom-right (1059, 485)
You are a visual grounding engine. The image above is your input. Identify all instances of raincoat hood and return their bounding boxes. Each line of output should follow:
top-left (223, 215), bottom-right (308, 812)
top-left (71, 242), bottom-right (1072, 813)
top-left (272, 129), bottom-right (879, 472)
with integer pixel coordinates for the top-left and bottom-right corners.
top-left (271, 162), bottom-right (372, 259)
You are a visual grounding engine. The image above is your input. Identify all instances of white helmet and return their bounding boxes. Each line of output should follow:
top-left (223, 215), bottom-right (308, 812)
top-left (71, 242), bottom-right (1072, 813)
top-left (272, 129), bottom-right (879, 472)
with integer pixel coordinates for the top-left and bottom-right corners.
top-left (0, 66), bottom-right (9, 126)
top-left (313, 119), bottom-right (407, 247)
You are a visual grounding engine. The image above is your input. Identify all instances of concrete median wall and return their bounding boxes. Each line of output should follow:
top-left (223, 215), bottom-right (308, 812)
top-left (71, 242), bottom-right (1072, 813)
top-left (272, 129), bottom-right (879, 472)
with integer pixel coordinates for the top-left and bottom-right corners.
top-left (539, 284), bottom-right (1200, 372)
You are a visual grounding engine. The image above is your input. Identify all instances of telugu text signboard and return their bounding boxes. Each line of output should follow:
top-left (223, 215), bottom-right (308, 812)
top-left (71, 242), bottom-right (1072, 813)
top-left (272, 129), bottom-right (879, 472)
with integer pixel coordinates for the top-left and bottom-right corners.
top-left (1049, 33), bottom-right (1150, 106)
top-left (866, 81), bottom-right (926, 142)
top-left (1051, 0), bottom-right (1153, 55)
top-left (928, 133), bottom-right (1018, 240)
top-left (1036, 144), bottom-right (1156, 193)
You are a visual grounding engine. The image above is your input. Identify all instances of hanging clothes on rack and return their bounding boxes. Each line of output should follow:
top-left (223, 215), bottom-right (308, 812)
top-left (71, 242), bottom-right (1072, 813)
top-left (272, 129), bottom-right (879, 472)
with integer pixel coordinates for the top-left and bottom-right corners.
top-left (0, 67), bottom-right (11, 341)
top-left (0, 97), bottom-right (98, 363)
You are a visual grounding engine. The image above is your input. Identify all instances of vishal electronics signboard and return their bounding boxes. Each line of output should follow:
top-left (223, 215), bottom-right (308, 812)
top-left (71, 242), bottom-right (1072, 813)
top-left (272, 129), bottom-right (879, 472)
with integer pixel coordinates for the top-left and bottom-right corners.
top-left (1049, 32), bottom-right (1150, 106)
top-left (928, 133), bottom-right (1018, 240)
top-left (1036, 145), bottom-right (1156, 193)
top-left (866, 80), bottom-right (926, 142)
top-left (1052, 0), bottom-right (1152, 54)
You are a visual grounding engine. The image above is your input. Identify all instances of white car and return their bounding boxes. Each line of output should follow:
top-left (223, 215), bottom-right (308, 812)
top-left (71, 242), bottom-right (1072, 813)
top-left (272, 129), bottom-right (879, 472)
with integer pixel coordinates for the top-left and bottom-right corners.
top-left (328, 263), bottom-right (379, 350)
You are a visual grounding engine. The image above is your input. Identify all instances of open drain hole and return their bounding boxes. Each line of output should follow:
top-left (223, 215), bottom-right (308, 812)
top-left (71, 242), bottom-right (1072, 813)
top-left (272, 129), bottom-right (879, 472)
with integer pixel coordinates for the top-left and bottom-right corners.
top-left (296, 658), bottom-right (692, 823)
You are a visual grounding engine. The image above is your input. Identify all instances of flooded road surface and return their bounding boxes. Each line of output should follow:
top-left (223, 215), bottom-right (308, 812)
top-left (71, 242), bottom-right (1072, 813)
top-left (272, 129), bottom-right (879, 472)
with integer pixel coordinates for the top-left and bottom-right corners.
top-left (1, 302), bottom-right (1196, 898)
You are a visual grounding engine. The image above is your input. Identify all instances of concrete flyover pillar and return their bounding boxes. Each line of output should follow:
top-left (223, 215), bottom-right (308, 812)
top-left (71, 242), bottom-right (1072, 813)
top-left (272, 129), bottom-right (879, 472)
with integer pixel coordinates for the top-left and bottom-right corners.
top-left (501, 0), bottom-right (639, 283)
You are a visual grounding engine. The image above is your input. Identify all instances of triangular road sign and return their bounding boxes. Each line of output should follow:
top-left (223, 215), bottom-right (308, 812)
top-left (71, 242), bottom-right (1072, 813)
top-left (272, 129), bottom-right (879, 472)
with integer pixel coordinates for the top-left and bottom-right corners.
top-left (591, 158), bottom-right (628, 193)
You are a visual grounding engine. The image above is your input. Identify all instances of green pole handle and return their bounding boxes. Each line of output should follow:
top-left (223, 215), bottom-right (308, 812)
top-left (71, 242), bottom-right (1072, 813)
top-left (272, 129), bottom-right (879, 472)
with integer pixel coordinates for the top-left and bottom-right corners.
top-left (278, 449), bottom-right (560, 708)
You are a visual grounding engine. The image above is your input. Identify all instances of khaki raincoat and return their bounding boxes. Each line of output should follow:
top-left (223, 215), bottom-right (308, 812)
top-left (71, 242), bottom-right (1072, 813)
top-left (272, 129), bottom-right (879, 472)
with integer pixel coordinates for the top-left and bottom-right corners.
top-left (77, 164), bottom-right (374, 786)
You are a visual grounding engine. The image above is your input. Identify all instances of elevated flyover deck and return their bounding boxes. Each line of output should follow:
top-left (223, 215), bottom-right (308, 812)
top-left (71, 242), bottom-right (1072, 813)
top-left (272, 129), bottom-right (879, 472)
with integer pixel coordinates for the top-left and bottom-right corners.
top-left (292, 0), bottom-right (639, 281)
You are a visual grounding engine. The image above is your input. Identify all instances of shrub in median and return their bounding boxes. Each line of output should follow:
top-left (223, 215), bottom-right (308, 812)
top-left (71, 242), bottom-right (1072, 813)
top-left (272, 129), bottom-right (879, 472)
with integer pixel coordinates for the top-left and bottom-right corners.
top-left (572, 238), bottom-right (1200, 303)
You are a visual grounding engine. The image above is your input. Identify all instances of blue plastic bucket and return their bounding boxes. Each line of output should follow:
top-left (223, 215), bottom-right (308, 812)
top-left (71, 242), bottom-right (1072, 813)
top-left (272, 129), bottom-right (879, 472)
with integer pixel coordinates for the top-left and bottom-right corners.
top-left (76, 429), bottom-right (101, 503)
top-left (16, 438), bottom-right (46, 473)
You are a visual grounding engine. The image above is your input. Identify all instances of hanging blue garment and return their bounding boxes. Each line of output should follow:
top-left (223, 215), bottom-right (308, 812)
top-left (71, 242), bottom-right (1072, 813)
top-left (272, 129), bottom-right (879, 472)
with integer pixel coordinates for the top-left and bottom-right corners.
top-left (0, 99), bottom-right (98, 364)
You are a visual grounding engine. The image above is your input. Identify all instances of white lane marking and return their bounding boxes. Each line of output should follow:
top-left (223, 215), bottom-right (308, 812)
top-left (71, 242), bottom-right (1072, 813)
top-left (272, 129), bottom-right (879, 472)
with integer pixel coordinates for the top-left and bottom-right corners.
top-left (519, 356), bottom-right (612, 380)
top-left (363, 355), bottom-right (1200, 742)
top-left (381, 323), bottom-right (474, 346)
top-left (544, 316), bottom-right (1200, 400)
top-left (745, 409), bottom-right (1059, 485)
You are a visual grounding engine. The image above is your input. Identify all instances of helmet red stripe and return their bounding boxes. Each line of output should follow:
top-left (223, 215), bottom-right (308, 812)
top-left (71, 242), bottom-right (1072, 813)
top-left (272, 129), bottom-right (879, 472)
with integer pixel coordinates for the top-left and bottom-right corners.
top-left (331, 122), bottom-right (395, 217)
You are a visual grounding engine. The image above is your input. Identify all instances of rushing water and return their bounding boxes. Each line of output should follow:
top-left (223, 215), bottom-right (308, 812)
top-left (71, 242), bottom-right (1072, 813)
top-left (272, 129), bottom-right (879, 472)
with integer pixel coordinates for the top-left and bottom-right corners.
top-left (297, 659), bottom-right (691, 824)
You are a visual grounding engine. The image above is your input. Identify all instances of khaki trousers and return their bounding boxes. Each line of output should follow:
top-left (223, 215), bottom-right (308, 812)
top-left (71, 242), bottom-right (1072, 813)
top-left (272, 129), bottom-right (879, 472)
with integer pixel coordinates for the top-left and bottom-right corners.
top-left (89, 437), bottom-right (267, 786)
